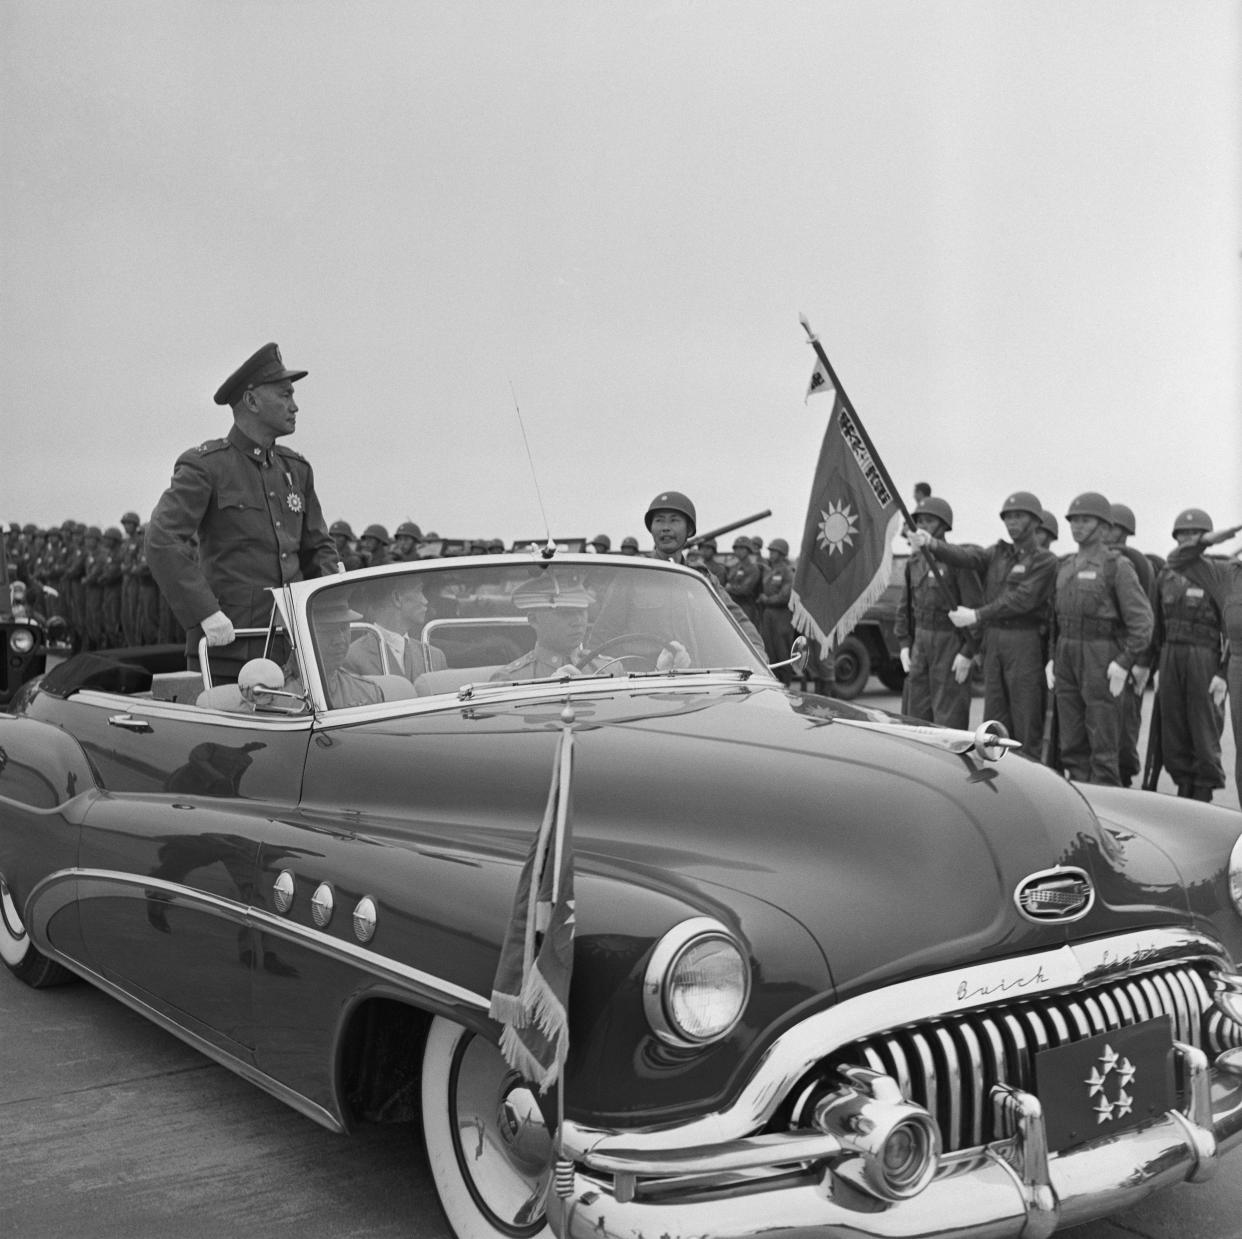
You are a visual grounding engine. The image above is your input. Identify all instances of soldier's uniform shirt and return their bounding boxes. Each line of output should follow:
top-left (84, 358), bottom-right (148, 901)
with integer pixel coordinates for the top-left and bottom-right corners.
top-left (1050, 542), bottom-right (1154, 785)
top-left (146, 424), bottom-right (337, 639)
top-left (726, 558), bottom-right (763, 626)
top-left (758, 561), bottom-right (797, 680)
top-left (932, 538), bottom-right (1056, 751)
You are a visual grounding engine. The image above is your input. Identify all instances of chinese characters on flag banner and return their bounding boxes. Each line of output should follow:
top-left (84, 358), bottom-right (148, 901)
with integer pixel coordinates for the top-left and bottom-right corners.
top-left (791, 371), bottom-right (904, 658)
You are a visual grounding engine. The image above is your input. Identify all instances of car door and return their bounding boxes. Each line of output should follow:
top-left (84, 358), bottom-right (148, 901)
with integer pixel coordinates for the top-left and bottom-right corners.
top-left (61, 689), bottom-right (312, 1061)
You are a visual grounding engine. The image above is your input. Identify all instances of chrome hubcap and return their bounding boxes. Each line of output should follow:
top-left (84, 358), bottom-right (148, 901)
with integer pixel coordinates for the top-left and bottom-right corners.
top-left (0, 879), bottom-right (30, 967)
top-left (451, 1032), bottom-right (551, 1233)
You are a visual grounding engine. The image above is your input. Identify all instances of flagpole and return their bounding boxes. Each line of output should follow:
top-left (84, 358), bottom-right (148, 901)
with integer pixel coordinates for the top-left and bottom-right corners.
top-left (799, 314), bottom-right (954, 599)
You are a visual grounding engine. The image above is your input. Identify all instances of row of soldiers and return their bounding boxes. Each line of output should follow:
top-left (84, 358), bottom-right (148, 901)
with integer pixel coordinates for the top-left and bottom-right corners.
top-left (900, 489), bottom-right (1234, 801)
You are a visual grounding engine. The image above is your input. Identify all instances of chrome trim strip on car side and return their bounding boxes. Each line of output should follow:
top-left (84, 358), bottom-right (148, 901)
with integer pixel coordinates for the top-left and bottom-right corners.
top-left (561, 927), bottom-right (1232, 1159)
top-left (36, 869), bottom-right (490, 1013)
top-left (72, 690), bottom-right (315, 731)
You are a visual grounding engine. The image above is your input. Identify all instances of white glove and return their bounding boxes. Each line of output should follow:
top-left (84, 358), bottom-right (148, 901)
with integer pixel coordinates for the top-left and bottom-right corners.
top-left (657, 640), bottom-right (692, 671)
top-left (1106, 660), bottom-right (1128, 698)
top-left (1045, 660), bottom-right (1055, 691)
top-left (554, 664), bottom-right (584, 678)
top-left (1210, 675), bottom-right (1228, 708)
top-left (201, 610), bottom-right (236, 647)
top-left (907, 528), bottom-right (934, 550)
top-left (948, 606), bottom-right (977, 629)
top-left (899, 647), bottom-right (911, 673)
top-left (1130, 665), bottom-right (1150, 694)
top-left (952, 653), bottom-right (972, 684)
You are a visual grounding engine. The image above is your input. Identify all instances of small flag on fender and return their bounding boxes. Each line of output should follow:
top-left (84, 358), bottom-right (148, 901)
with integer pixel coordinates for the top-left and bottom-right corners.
top-left (489, 719), bottom-right (576, 1093)
top-left (791, 356), bottom-right (903, 658)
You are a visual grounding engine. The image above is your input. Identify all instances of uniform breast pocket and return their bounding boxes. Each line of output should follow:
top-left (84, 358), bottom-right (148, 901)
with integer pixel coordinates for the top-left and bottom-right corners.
top-left (216, 482), bottom-right (261, 512)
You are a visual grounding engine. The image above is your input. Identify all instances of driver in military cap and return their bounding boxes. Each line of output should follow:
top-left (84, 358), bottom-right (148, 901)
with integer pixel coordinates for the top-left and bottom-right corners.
top-left (146, 342), bottom-right (338, 679)
top-left (490, 575), bottom-right (614, 681)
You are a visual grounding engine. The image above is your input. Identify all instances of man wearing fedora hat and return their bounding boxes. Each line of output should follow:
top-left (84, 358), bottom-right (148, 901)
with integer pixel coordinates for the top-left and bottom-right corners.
top-left (146, 342), bottom-right (338, 679)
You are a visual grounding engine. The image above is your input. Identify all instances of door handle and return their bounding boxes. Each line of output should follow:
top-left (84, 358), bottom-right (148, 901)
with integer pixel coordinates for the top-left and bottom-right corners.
top-left (107, 714), bottom-right (153, 733)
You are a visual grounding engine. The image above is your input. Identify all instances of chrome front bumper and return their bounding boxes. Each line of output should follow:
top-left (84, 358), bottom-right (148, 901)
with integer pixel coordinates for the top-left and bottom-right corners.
top-left (550, 1046), bottom-right (1242, 1239)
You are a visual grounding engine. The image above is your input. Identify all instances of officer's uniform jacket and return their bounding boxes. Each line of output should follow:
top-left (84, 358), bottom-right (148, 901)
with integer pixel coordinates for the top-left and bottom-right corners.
top-left (490, 645), bottom-right (612, 681)
top-left (932, 539), bottom-right (1056, 631)
top-left (146, 425), bottom-right (337, 632)
top-left (893, 549), bottom-right (982, 657)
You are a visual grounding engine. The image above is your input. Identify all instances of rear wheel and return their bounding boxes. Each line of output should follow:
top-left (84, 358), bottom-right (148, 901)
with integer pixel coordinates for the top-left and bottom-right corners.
top-left (0, 877), bottom-right (72, 988)
top-left (832, 635), bottom-right (872, 699)
top-left (421, 1016), bottom-right (552, 1239)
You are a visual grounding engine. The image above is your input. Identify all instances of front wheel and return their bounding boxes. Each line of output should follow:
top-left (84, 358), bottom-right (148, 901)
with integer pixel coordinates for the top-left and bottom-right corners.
top-left (0, 877), bottom-right (72, 988)
top-left (421, 1016), bottom-right (552, 1239)
top-left (832, 635), bottom-right (872, 699)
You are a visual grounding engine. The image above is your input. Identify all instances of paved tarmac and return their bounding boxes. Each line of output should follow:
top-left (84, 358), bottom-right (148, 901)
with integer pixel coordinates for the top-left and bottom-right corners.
top-left (1, 680), bottom-right (1239, 1239)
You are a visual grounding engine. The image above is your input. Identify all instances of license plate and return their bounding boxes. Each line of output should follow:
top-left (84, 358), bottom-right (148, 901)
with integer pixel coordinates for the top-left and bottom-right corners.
top-left (1034, 1016), bottom-right (1175, 1152)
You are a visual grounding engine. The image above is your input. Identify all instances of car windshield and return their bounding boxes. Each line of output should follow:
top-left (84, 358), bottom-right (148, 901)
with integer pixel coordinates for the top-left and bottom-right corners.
top-left (303, 559), bottom-right (767, 705)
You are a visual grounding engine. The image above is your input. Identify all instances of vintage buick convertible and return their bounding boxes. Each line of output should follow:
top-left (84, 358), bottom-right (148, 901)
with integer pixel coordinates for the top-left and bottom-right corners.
top-left (1, 552), bottom-right (1241, 1239)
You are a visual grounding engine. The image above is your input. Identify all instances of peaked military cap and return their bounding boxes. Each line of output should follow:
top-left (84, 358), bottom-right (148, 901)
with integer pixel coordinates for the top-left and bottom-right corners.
top-left (214, 342), bottom-right (308, 406)
top-left (511, 575), bottom-right (591, 610)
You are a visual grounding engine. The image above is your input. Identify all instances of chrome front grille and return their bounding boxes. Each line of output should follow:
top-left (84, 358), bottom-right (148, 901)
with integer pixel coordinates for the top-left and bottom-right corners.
top-left (821, 963), bottom-right (1241, 1153)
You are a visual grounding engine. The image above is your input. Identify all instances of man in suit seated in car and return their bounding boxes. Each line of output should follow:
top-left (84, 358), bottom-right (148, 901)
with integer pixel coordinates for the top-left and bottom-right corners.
top-left (344, 575), bottom-right (447, 681)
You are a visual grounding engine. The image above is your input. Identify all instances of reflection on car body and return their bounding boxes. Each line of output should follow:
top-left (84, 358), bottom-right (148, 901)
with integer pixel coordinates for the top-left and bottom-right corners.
top-left (1, 551), bottom-right (1241, 1239)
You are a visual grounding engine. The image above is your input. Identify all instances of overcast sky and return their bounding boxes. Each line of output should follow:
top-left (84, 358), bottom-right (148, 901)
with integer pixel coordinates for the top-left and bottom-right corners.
top-left (3, 1), bottom-right (1238, 553)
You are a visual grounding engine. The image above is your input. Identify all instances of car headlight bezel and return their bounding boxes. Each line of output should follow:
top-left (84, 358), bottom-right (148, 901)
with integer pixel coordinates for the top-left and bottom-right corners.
top-left (8, 627), bottom-right (35, 655)
top-left (643, 916), bottom-right (750, 1048)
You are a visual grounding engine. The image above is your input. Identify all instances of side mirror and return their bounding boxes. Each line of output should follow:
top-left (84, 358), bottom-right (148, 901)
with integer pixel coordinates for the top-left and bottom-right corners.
top-left (769, 634), bottom-right (810, 676)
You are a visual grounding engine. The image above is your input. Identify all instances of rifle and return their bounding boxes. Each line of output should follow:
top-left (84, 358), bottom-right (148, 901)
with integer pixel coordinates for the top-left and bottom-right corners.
top-left (688, 510), bottom-right (772, 549)
top-left (1141, 691), bottom-right (1163, 791)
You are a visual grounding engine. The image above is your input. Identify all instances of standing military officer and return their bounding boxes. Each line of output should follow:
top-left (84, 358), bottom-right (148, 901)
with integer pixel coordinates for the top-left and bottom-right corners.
top-left (1046, 492), bottom-right (1153, 785)
top-left (1104, 503), bottom-right (1157, 786)
top-left (896, 498), bottom-right (982, 729)
top-left (910, 491), bottom-right (1056, 750)
top-left (146, 342), bottom-right (338, 678)
top-left (1153, 509), bottom-right (1228, 801)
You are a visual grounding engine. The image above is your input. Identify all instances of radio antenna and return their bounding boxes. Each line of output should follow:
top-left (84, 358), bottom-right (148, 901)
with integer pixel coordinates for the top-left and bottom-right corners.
top-left (509, 380), bottom-right (555, 557)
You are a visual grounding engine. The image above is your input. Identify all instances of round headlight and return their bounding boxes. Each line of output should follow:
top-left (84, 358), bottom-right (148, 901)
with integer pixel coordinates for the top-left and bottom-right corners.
top-left (9, 628), bottom-right (35, 655)
top-left (643, 917), bottom-right (750, 1047)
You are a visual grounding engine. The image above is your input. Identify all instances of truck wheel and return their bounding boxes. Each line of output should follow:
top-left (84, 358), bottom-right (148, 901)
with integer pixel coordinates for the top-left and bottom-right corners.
top-left (832, 636), bottom-right (871, 699)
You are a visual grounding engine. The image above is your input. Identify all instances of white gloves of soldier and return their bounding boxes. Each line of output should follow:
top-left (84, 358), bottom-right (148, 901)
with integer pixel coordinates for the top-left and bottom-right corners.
top-left (907, 529), bottom-right (934, 550)
top-left (948, 607), bottom-right (977, 629)
top-left (201, 610), bottom-right (236, 646)
top-left (952, 653), bottom-right (972, 684)
top-left (1106, 661), bottom-right (1128, 698)
top-left (1210, 675), bottom-right (1228, 708)
top-left (899, 647), bottom-right (911, 673)
top-left (1045, 660), bottom-right (1055, 691)
top-left (657, 640), bottom-right (692, 671)
top-left (1130, 665), bottom-right (1151, 694)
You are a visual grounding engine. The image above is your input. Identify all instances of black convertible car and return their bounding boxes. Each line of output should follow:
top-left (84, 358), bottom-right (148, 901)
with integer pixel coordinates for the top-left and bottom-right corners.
top-left (2, 552), bottom-right (1240, 1239)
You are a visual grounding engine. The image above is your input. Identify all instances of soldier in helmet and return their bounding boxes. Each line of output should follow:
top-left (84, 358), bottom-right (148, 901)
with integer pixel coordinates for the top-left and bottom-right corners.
top-left (119, 511), bottom-right (143, 646)
top-left (81, 526), bottom-right (105, 650)
top-left (894, 498), bottom-right (982, 728)
top-left (146, 342), bottom-right (337, 679)
top-left (1163, 512), bottom-right (1242, 801)
top-left (726, 536), bottom-right (763, 628)
top-left (392, 521), bottom-right (423, 562)
top-left (330, 520), bottom-right (363, 571)
top-left (1035, 510), bottom-right (1059, 553)
top-left (618, 536), bottom-right (640, 556)
top-left (1152, 509), bottom-right (1228, 801)
top-left (757, 537), bottom-right (798, 684)
top-left (359, 524), bottom-right (391, 568)
top-left (1046, 492), bottom-right (1153, 785)
top-left (909, 490), bottom-right (1056, 750)
top-left (589, 534), bottom-right (612, 555)
top-left (1103, 503), bottom-right (1157, 787)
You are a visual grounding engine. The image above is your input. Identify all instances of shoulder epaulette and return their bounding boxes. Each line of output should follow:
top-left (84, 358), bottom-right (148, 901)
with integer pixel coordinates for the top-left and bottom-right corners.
top-left (191, 438), bottom-right (229, 456)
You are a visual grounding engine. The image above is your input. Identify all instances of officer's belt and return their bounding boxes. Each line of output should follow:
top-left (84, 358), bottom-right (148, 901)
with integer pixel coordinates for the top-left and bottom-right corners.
top-left (1056, 616), bottom-right (1121, 639)
top-left (1163, 625), bottom-right (1220, 649)
top-left (912, 609), bottom-right (957, 631)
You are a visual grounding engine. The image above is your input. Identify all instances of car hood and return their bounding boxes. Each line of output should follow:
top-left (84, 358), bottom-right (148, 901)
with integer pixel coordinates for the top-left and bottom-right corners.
top-left (454, 680), bottom-right (1191, 1001)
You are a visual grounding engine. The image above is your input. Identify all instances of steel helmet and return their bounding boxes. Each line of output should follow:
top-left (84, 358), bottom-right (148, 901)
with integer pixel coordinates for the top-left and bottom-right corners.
top-left (1065, 492), bottom-right (1112, 523)
top-left (999, 491), bottom-right (1043, 521)
top-left (914, 496), bottom-right (954, 531)
top-left (361, 524), bottom-right (390, 544)
top-left (769, 537), bottom-right (790, 556)
top-left (620, 535), bottom-right (639, 550)
top-left (1039, 510), bottom-right (1059, 541)
top-left (732, 536), bottom-right (750, 551)
top-left (394, 521), bottom-right (423, 540)
top-left (1172, 508), bottom-right (1212, 536)
top-left (329, 520), bottom-right (355, 538)
top-left (590, 533), bottom-right (611, 551)
top-left (1109, 503), bottom-right (1136, 536)
top-left (644, 491), bottom-right (697, 537)
top-left (102, 526), bottom-right (123, 543)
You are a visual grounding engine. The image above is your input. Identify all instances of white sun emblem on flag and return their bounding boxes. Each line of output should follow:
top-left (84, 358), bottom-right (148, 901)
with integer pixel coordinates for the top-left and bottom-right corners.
top-left (817, 500), bottom-right (860, 555)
